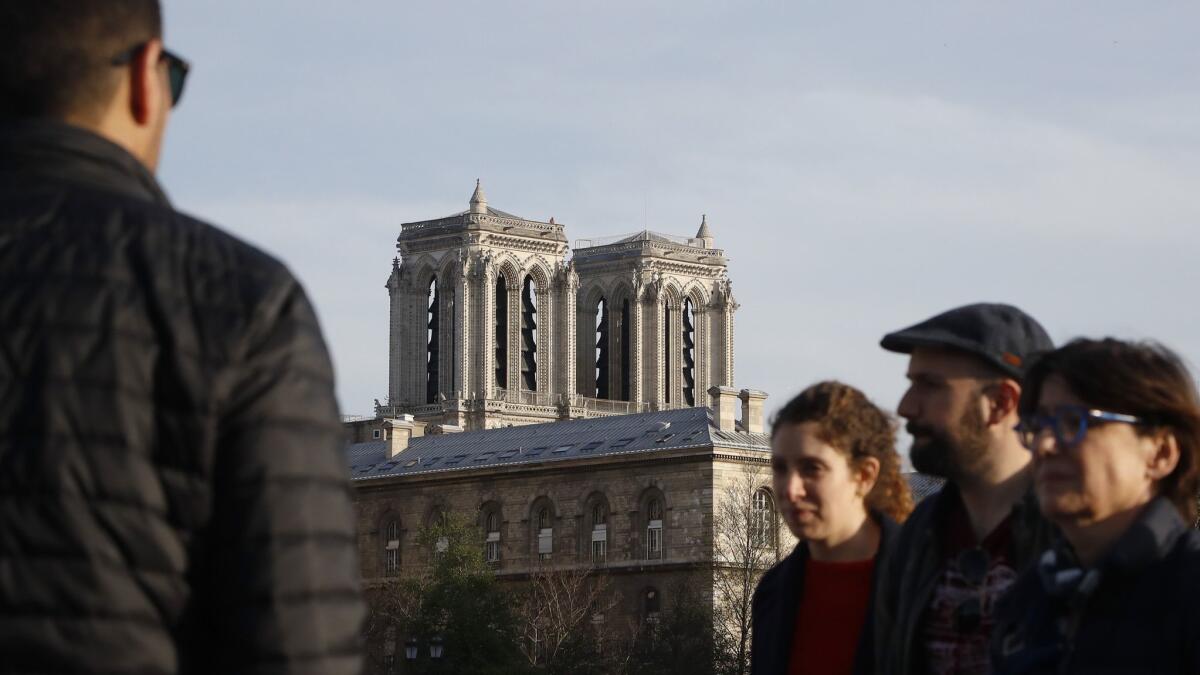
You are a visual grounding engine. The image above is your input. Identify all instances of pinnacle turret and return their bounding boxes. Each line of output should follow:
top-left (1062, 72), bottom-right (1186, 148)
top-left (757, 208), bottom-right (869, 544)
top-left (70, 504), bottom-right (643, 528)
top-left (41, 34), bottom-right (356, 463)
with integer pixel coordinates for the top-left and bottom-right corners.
top-left (696, 214), bottom-right (714, 248)
top-left (469, 179), bottom-right (488, 215)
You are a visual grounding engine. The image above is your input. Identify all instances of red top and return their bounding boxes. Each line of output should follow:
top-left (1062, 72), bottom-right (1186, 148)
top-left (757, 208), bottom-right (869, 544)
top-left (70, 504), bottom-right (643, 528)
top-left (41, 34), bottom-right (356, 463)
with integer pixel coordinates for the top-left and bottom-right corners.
top-left (788, 556), bottom-right (876, 675)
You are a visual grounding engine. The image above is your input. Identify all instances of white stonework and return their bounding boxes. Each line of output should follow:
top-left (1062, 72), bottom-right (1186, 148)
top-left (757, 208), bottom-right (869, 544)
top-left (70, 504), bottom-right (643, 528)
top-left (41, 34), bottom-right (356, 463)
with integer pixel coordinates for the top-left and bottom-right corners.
top-left (382, 183), bottom-right (738, 431)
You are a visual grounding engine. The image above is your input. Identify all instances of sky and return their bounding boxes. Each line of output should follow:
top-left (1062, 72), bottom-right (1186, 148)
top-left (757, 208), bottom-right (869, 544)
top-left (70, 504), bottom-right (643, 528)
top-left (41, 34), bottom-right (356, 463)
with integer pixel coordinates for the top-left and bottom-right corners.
top-left (160, 2), bottom-right (1200, 450)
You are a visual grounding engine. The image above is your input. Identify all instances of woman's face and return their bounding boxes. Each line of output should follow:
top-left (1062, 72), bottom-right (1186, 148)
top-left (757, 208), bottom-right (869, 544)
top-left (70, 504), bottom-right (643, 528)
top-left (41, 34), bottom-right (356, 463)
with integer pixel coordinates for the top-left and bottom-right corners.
top-left (771, 422), bottom-right (874, 543)
top-left (1032, 375), bottom-right (1164, 527)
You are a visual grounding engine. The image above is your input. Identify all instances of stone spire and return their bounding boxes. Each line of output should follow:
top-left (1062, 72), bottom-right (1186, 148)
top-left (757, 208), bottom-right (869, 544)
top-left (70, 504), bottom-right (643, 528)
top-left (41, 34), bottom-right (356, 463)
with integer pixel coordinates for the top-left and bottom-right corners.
top-left (469, 179), bottom-right (488, 215)
top-left (696, 214), bottom-right (714, 249)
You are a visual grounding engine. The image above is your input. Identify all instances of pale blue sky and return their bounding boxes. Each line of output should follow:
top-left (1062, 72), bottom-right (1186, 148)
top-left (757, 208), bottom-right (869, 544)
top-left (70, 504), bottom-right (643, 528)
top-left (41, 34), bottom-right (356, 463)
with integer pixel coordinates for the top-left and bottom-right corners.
top-left (159, 2), bottom-right (1200, 437)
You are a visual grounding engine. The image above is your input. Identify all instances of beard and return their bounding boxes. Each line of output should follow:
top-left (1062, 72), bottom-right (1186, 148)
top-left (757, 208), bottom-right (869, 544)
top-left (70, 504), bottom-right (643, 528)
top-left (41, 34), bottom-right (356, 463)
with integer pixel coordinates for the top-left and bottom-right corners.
top-left (908, 403), bottom-right (990, 481)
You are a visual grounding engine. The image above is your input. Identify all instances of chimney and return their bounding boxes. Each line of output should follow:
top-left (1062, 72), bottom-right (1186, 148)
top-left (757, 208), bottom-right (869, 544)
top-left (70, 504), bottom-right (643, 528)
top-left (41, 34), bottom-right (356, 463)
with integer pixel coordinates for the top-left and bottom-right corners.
top-left (739, 389), bottom-right (768, 435)
top-left (708, 386), bottom-right (739, 432)
top-left (384, 415), bottom-right (416, 458)
top-left (429, 424), bottom-right (464, 435)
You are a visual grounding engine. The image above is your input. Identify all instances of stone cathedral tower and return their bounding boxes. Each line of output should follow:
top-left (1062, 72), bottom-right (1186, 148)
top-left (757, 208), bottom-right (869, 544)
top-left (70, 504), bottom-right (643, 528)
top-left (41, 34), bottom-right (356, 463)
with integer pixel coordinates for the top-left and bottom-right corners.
top-left (379, 182), bottom-right (738, 431)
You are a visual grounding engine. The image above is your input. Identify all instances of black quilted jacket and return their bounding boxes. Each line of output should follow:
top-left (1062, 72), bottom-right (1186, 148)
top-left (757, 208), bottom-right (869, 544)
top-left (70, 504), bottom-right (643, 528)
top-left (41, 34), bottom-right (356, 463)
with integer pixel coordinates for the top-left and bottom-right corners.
top-left (0, 121), bottom-right (364, 674)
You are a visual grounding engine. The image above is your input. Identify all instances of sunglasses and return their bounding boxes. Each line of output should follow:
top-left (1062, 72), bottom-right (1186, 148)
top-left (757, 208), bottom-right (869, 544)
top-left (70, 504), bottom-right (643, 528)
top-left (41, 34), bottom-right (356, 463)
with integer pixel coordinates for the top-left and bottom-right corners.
top-left (111, 43), bottom-right (191, 107)
top-left (1015, 405), bottom-right (1145, 451)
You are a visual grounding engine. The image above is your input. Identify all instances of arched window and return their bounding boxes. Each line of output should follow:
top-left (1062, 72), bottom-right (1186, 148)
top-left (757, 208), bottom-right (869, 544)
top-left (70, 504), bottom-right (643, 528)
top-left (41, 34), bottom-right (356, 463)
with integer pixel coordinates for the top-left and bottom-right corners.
top-left (590, 502), bottom-right (608, 564)
top-left (537, 505), bottom-right (553, 560)
top-left (595, 298), bottom-right (609, 399)
top-left (494, 276), bottom-right (508, 391)
top-left (383, 519), bottom-right (400, 575)
top-left (521, 276), bottom-right (538, 391)
top-left (426, 276), bottom-right (439, 404)
top-left (620, 299), bottom-right (631, 402)
top-left (646, 498), bottom-right (663, 560)
top-left (662, 302), bottom-right (672, 404)
top-left (484, 510), bottom-right (501, 564)
top-left (682, 298), bottom-right (696, 406)
top-left (643, 587), bottom-right (661, 624)
top-left (752, 489), bottom-right (775, 549)
top-left (427, 510), bottom-right (449, 559)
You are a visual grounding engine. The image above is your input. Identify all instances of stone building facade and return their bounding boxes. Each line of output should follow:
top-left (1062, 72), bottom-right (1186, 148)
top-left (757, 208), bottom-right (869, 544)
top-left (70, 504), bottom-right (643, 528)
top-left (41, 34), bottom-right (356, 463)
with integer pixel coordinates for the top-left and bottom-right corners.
top-left (349, 390), bottom-right (785, 645)
top-left (380, 182), bottom-right (738, 430)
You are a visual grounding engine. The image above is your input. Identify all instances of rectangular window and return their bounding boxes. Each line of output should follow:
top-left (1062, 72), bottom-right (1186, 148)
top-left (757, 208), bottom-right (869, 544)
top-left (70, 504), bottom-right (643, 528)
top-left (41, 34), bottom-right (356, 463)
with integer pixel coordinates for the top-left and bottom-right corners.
top-left (609, 437), bottom-right (636, 449)
top-left (646, 520), bottom-right (662, 560)
top-left (443, 454), bottom-right (468, 466)
top-left (385, 539), bottom-right (400, 574)
top-left (538, 528), bottom-right (553, 559)
top-left (485, 531), bottom-right (500, 563)
top-left (526, 446), bottom-right (548, 457)
top-left (591, 525), bottom-right (607, 564)
top-left (578, 441), bottom-right (604, 452)
top-left (373, 429), bottom-right (381, 439)
top-left (552, 444), bottom-right (573, 454)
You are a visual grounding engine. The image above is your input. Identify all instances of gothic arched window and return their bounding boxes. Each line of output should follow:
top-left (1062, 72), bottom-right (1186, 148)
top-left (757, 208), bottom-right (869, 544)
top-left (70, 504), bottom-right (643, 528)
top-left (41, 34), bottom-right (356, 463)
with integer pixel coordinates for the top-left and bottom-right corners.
top-left (595, 297), bottom-right (609, 399)
top-left (620, 298), bottom-right (631, 402)
top-left (383, 519), bottom-right (400, 575)
top-left (535, 503), bottom-right (554, 561)
top-left (643, 587), bottom-right (661, 624)
top-left (484, 509), bottom-right (501, 564)
top-left (495, 276), bottom-right (508, 391)
top-left (590, 501), bottom-right (608, 565)
top-left (426, 277), bottom-right (439, 404)
top-left (521, 276), bottom-right (538, 391)
top-left (752, 489), bottom-right (776, 549)
top-left (646, 497), bottom-right (663, 560)
top-left (682, 298), bottom-right (696, 406)
top-left (662, 302), bottom-right (672, 404)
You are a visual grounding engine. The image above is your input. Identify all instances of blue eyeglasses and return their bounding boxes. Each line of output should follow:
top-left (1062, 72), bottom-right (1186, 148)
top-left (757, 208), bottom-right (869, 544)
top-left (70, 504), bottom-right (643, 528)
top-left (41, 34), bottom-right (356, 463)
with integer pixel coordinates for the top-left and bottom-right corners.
top-left (112, 43), bottom-right (191, 107)
top-left (1015, 405), bottom-right (1145, 450)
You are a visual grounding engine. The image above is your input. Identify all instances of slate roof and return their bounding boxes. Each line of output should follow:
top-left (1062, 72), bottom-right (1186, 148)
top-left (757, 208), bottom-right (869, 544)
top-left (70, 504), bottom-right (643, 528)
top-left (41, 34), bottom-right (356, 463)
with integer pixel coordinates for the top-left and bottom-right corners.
top-left (346, 406), bottom-right (769, 482)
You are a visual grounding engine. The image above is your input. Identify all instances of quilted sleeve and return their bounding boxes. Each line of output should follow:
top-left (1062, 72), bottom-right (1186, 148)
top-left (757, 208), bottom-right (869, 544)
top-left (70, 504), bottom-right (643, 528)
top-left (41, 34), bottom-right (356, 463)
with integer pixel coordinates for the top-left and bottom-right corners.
top-left (204, 271), bottom-right (364, 675)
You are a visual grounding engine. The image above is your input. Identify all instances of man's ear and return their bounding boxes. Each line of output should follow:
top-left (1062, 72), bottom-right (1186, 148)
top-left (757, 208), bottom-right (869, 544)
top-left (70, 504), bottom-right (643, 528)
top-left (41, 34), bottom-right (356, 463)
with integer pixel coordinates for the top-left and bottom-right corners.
top-left (128, 38), bottom-right (165, 127)
top-left (985, 379), bottom-right (1021, 426)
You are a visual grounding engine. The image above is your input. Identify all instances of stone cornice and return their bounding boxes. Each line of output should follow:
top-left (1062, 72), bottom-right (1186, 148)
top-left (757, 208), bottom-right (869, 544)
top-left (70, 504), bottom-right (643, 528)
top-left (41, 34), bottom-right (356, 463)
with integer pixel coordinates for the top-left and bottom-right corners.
top-left (573, 239), bottom-right (727, 264)
top-left (401, 213), bottom-right (567, 242)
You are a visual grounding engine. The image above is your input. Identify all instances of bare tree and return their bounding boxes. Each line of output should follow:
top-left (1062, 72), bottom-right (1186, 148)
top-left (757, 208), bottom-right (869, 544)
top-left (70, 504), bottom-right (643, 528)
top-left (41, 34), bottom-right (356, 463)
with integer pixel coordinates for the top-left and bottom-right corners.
top-left (514, 563), bottom-right (622, 673)
top-left (711, 462), bottom-right (782, 675)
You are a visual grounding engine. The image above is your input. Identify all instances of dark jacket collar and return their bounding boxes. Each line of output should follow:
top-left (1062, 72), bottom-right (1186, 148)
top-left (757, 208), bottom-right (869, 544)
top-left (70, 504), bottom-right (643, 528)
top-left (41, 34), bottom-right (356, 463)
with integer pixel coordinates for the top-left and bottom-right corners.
top-left (1070, 496), bottom-right (1187, 574)
top-left (0, 118), bottom-right (169, 206)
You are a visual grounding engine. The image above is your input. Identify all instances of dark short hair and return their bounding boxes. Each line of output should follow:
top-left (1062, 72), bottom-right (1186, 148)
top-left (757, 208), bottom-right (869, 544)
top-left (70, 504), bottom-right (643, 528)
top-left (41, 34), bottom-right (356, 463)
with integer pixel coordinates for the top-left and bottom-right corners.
top-left (1020, 338), bottom-right (1200, 521)
top-left (772, 381), bottom-right (914, 522)
top-left (0, 0), bottom-right (162, 120)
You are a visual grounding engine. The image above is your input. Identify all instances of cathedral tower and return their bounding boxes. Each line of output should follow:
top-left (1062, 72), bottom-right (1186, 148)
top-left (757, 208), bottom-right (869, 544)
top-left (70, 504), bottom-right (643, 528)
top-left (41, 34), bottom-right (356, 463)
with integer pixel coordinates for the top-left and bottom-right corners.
top-left (382, 184), bottom-right (737, 430)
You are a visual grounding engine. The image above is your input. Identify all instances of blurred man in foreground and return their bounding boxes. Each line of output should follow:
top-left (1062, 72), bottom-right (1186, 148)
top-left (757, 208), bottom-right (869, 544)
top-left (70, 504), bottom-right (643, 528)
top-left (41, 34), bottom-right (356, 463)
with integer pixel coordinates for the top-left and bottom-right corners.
top-left (0, 2), bottom-right (363, 672)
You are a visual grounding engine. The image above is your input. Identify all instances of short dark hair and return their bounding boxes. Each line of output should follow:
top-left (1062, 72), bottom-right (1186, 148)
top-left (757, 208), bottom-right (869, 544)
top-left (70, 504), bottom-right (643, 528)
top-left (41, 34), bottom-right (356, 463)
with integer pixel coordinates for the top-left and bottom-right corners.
top-left (772, 380), bottom-right (914, 522)
top-left (1020, 338), bottom-right (1200, 522)
top-left (0, 0), bottom-right (162, 120)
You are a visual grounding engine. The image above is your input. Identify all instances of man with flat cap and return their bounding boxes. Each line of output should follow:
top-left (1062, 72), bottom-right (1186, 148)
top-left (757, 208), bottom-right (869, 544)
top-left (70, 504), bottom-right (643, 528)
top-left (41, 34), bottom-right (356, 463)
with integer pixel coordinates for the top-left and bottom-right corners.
top-left (873, 303), bottom-right (1054, 675)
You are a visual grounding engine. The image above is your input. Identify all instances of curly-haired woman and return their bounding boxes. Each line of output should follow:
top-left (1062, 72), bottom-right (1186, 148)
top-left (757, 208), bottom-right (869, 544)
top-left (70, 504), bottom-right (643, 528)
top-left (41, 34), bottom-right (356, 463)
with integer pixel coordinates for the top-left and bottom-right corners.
top-left (751, 381), bottom-right (913, 675)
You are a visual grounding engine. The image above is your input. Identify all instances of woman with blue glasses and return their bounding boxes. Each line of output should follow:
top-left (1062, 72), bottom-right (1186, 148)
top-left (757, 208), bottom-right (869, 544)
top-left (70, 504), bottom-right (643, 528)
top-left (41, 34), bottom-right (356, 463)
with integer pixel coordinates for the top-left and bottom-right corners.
top-left (992, 338), bottom-right (1200, 673)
